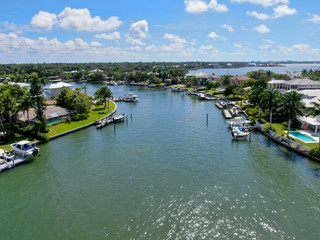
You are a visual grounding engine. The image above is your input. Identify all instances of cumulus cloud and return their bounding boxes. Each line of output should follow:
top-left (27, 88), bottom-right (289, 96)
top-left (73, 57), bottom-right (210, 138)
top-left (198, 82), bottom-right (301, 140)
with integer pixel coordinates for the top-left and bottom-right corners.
top-left (230, 0), bottom-right (289, 8)
top-left (254, 24), bottom-right (270, 33)
top-left (308, 14), bottom-right (320, 24)
top-left (247, 11), bottom-right (270, 20)
top-left (184, 0), bottom-right (228, 14)
top-left (58, 7), bottom-right (122, 31)
top-left (145, 45), bottom-right (158, 52)
top-left (247, 6), bottom-right (296, 20)
top-left (263, 39), bottom-right (275, 43)
top-left (95, 32), bottom-right (121, 40)
top-left (199, 45), bottom-right (213, 50)
top-left (272, 5), bottom-right (296, 18)
top-left (208, 31), bottom-right (220, 39)
top-left (161, 33), bottom-right (187, 51)
top-left (31, 11), bottom-right (57, 30)
top-left (259, 44), bottom-right (272, 49)
top-left (234, 43), bottom-right (243, 48)
top-left (277, 43), bottom-right (320, 55)
top-left (221, 24), bottom-right (234, 32)
top-left (0, 32), bottom-right (145, 62)
top-left (126, 20), bottom-right (148, 45)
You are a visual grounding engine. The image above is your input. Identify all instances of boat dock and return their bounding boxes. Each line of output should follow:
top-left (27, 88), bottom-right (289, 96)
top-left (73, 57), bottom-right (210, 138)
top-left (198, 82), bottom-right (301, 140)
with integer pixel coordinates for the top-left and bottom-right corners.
top-left (223, 109), bottom-right (232, 119)
top-left (96, 114), bottom-right (126, 129)
top-left (215, 102), bottom-right (224, 109)
top-left (0, 150), bottom-right (28, 173)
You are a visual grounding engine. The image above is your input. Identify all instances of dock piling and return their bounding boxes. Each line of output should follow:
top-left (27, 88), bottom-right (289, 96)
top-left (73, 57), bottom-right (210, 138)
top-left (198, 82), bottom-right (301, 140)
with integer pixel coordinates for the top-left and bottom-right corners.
top-left (206, 113), bottom-right (208, 126)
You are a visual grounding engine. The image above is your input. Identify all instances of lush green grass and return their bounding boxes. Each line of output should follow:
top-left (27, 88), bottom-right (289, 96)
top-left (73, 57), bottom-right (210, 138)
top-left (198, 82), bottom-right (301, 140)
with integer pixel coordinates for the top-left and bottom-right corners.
top-left (46, 102), bottom-right (116, 137)
top-left (263, 122), bottom-right (319, 149)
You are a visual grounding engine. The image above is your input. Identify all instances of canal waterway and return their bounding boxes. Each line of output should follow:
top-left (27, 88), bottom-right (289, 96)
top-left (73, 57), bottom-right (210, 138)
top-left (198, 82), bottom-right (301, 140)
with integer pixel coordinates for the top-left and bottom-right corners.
top-left (1, 84), bottom-right (320, 239)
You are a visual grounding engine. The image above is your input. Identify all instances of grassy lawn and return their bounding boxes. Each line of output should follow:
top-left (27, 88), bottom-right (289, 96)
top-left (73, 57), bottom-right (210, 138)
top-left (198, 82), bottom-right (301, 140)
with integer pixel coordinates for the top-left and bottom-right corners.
top-left (263, 122), bottom-right (319, 149)
top-left (0, 102), bottom-right (116, 150)
top-left (46, 102), bottom-right (116, 137)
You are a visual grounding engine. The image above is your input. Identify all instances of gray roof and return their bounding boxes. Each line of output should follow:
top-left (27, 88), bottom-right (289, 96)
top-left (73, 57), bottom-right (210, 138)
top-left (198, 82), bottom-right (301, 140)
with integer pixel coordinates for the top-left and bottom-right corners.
top-left (186, 72), bottom-right (210, 78)
top-left (286, 78), bottom-right (320, 86)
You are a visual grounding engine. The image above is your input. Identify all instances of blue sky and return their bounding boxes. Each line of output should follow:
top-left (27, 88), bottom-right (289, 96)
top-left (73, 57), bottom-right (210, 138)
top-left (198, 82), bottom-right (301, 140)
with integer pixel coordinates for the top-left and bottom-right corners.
top-left (0, 0), bottom-right (319, 63)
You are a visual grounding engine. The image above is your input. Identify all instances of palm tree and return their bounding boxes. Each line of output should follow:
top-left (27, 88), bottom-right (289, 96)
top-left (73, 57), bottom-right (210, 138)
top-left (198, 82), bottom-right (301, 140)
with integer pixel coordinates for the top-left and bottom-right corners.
top-left (94, 86), bottom-right (112, 109)
top-left (307, 102), bottom-right (320, 149)
top-left (260, 88), bottom-right (280, 129)
top-left (280, 91), bottom-right (304, 138)
top-left (19, 92), bottom-right (34, 125)
top-left (82, 84), bottom-right (88, 94)
top-left (249, 87), bottom-right (264, 119)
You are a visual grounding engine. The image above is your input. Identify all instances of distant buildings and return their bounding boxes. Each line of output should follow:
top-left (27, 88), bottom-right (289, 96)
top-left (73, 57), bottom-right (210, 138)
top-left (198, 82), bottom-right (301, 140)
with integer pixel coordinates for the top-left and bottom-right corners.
top-left (185, 71), bottom-right (212, 85)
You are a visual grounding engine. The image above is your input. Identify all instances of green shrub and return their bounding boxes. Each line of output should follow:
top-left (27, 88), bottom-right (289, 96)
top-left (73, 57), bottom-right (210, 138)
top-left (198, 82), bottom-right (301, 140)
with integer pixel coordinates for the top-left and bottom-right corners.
top-left (259, 118), bottom-right (266, 124)
top-left (309, 148), bottom-right (320, 158)
top-left (71, 114), bottom-right (89, 121)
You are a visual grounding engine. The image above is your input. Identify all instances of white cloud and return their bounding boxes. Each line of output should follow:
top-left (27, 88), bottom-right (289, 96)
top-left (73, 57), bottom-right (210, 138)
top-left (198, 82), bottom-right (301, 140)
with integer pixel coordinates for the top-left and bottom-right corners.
top-left (90, 41), bottom-right (102, 47)
top-left (247, 11), bottom-right (270, 20)
top-left (230, 0), bottom-right (289, 8)
top-left (0, 32), bottom-right (145, 63)
top-left (259, 44), bottom-right (272, 49)
top-left (126, 20), bottom-right (148, 45)
top-left (161, 33), bottom-right (187, 51)
top-left (145, 45), bottom-right (158, 52)
top-left (221, 24), bottom-right (234, 32)
top-left (277, 43), bottom-right (320, 55)
top-left (31, 11), bottom-right (57, 30)
top-left (263, 39), bottom-right (275, 43)
top-left (95, 32), bottom-right (121, 40)
top-left (208, 31), bottom-right (220, 39)
top-left (58, 7), bottom-right (122, 31)
top-left (234, 43), bottom-right (243, 48)
top-left (308, 14), bottom-right (320, 24)
top-left (199, 45), bottom-right (213, 50)
top-left (184, 0), bottom-right (228, 14)
top-left (254, 24), bottom-right (270, 33)
top-left (272, 5), bottom-right (297, 18)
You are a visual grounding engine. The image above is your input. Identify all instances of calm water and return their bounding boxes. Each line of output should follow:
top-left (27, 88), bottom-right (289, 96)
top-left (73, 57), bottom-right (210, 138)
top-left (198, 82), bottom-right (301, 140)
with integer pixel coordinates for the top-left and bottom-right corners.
top-left (1, 84), bottom-right (320, 239)
top-left (189, 63), bottom-right (320, 76)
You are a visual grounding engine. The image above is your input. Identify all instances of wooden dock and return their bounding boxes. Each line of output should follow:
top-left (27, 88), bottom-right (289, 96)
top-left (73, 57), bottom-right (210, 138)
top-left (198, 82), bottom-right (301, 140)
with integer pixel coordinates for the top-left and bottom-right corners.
top-left (223, 109), bottom-right (232, 119)
top-left (0, 156), bottom-right (28, 173)
top-left (215, 102), bottom-right (223, 109)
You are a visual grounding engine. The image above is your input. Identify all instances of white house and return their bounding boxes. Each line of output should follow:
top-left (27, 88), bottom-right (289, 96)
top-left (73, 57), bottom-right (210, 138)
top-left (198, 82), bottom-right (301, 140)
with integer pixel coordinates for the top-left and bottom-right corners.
top-left (268, 78), bottom-right (320, 91)
top-left (44, 82), bottom-right (73, 98)
top-left (185, 71), bottom-right (212, 85)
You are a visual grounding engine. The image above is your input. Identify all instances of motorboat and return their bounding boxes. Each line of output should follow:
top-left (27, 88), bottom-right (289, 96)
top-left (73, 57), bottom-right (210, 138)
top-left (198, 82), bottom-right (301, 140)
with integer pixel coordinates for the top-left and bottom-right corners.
top-left (113, 114), bottom-right (126, 123)
top-left (171, 87), bottom-right (179, 92)
top-left (198, 93), bottom-right (206, 100)
top-left (123, 93), bottom-right (138, 102)
top-left (231, 126), bottom-right (250, 140)
top-left (0, 149), bottom-right (14, 161)
top-left (10, 141), bottom-right (40, 157)
top-left (228, 117), bottom-right (251, 129)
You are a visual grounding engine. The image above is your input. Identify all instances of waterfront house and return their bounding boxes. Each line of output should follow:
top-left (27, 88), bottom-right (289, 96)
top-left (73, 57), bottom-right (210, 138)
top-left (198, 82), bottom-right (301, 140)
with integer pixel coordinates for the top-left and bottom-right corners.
top-left (44, 82), bottom-right (73, 99)
top-left (231, 75), bottom-right (250, 85)
top-left (268, 79), bottom-right (320, 91)
top-left (18, 105), bottom-right (73, 125)
top-left (185, 71), bottom-right (212, 85)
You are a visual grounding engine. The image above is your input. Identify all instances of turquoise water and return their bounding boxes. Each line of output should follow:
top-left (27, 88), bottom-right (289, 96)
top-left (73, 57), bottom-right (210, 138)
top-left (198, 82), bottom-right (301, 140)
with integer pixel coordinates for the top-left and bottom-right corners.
top-left (0, 84), bottom-right (320, 239)
top-left (289, 131), bottom-right (316, 142)
top-left (47, 119), bottom-right (66, 125)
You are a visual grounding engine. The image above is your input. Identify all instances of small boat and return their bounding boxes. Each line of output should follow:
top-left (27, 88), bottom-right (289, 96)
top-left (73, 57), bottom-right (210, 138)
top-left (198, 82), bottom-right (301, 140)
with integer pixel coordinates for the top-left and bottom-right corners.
top-left (171, 87), bottom-right (179, 92)
top-left (198, 93), bottom-right (206, 100)
top-left (123, 93), bottom-right (138, 102)
top-left (10, 140), bottom-right (40, 157)
top-left (148, 84), bottom-right (156, 88)
top-left (113, 114), bottom-right (126, 123)
top-left (231, 126), bottom-right (250, 140)
top-left (0, 149), bottom-right (14, 161)
top-left (229, 107), bottom-right (239, 117)
top-left (228, 117), bottom-right (251, 129)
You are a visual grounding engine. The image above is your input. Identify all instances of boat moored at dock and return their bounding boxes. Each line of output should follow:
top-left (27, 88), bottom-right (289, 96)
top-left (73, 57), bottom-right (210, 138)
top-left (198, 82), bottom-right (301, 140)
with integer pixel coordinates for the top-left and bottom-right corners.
top-left (10, 141), bottom-right (40, 157)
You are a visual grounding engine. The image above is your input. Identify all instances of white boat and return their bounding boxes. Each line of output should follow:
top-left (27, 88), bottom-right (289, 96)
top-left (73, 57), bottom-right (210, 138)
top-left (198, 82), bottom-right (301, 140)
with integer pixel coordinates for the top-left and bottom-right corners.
top-left (113, 114), bottom-right (126, 122)
top-left (231, 126), bottom-right (250, 140)
top-left (228, 117), bottom-right (251, 128)
top-left (198, 93), bottom-right (206, 100)
top-left (171, 87), bottom-right (179, 92)
top-left (123, 93), bottom-right (138, 102)
top-left (0, 149), bottom-right (14, 161)
top-left (10, 141), bottom-right (40, 157)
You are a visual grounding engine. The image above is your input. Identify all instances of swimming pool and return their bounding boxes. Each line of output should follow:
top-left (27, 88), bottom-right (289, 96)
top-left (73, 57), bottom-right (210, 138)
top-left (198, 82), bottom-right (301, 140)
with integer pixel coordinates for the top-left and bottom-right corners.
top-left (289, 131), bottom-right (316, 142)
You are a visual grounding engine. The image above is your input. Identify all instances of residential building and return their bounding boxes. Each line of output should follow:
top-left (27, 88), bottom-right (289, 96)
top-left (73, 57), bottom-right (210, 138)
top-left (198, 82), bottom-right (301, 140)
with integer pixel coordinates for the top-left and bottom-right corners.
top-left (268, 78), bottom-right (320, 91)
top-left (44, 82), bottom-right (73, 98)
top-left (231, 75), bottom-right (250, 85)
